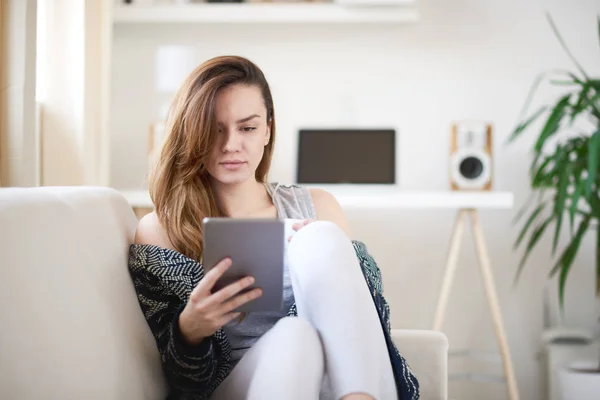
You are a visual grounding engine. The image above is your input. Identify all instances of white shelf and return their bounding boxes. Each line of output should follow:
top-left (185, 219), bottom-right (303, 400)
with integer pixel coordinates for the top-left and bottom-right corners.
top-left (112, 3), bottom-right (419, 24)
top-left (119, 188), bottom-right (513, 210)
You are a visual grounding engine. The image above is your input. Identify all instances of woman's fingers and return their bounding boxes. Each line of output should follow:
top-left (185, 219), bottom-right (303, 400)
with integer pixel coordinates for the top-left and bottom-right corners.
top-left (292, 219), bottom-right (314, 231)
top-left (217, 311), bottom-right (243, 327)
top-left (205, 275), bottom-right (256, 307)
top-left (289, 219), bottom-right (316, 242)
top-left (189, 257), bottom-right (232, 302)
top-left (220, 288), bottom-right (263, 314)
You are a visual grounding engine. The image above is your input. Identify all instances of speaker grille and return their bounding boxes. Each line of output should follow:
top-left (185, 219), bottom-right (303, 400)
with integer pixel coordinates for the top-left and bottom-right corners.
top-left (459, 156), bottom-right (484, 179)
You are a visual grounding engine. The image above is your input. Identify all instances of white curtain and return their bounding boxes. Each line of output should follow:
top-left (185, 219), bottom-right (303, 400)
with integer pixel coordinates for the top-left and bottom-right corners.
top-left (0, 0), bottom-right (39, 187)
top-left (0, 0), bottom-right (4, 186)
top-left (1, 0), bottom-right (113, 188)
top-left (37, 0), bottom-right (111, 187)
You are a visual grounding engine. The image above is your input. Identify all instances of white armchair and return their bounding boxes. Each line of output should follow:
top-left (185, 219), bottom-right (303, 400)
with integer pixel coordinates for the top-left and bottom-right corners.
top-left (0, 186), bottom-right (448, 399)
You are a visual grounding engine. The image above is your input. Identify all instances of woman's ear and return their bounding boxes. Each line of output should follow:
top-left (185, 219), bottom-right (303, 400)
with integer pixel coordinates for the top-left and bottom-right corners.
top-left (264, 123), bottom-right (271, 146)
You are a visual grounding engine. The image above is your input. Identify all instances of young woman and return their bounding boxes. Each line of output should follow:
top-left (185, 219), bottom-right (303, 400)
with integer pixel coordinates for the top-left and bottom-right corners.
top-left (128, 55), bottom-right (419, 400)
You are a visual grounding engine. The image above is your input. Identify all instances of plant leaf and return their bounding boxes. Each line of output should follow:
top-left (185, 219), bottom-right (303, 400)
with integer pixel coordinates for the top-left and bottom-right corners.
top-left (596, 227), bottom-right (600, 298)
top-left (534, 94), bottom-right (571, 152)
top-left (530, 152), bottom-right (541, 177)
top-left (532, 146), bottom-right (562, 186)
top-left (571, 76), bottom-right (600, 121)
top-left (569, 171), bottom-right (585, 235)
top-left (592, 97), bottom-right (600, 122)
top-left (505, 69), bottom-right (574, 146)
top-left (512, 192), bottom-right (536, 225)
top-left (550, 214), bottom-right (590, 278)
top-left (564, 76), bottom-right (593, 121)
top-left (569, 82), bottom-right (590, 124)
top-left (514, 202), bottom-right (547, 250)
top-left (586, 129), bottom-right (600, 196)
top-left (567, 72), bottom-right (585, 85)
top-left (546, 12), bottom-right (588, 79)
top-left (552, 158), bottom-right (572, 255)
top-left (508, 107), bottom-right (548, 143)
top-left (573, 82), bottom-right (600, 122)
top-left (514, 215), bottom-right (554, 285)
top-left (550, 80), bottom-right (580, 86)
top-left (531, 155), bottom-right (554, 186)
top-left (588, 192), bottom-right (600, 220)
top-left (554, 215), bottom-right (591, 309)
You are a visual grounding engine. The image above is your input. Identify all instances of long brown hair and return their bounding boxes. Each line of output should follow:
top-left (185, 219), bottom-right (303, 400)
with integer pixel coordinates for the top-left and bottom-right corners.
top-left (149, 55), bottom-right (276, 262)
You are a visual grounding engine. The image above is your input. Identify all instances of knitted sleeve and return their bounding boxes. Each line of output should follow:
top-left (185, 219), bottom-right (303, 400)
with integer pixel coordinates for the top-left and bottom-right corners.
top-left (352, 240), bottom-right (421, 400)
top-left (128, 244), bottom-right (232, 400)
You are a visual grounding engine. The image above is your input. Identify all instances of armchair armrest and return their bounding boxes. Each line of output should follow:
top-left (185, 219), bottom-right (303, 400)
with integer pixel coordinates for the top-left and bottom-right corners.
top-left (391, 329), bottom-right (448, 400)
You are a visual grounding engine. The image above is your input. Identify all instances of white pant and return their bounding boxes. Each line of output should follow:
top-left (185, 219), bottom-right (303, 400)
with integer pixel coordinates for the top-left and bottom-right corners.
top-left (211, 221), bottom-right (397, 400)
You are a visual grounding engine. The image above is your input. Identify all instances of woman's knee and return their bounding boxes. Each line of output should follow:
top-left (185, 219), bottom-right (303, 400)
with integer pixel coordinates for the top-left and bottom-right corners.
top-left (270, 317), bottom-right (321, 347)
top-left (296, 220), bottom-right (347, 244)
top-left (288, 221), bottom-right (357, 282)
top-left (289, 221), bottom-right (351, 261)
top-left (267, 317), bottom-right (324, 366)
top-left (214, 318), bottom-right (324, 400)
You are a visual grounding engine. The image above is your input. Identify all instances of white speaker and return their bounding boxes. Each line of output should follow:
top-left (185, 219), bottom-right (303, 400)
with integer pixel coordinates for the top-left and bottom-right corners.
top-left (449, 121), bottom-right (493, 191)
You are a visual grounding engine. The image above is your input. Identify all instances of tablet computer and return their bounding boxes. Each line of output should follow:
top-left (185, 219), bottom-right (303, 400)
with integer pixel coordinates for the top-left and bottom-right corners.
top-left (202, 217), bottom-right (285, 312)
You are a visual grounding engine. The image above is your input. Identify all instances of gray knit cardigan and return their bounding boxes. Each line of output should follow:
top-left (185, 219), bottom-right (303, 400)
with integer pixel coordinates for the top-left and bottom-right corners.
top-left (128, 240), bottom-right (420, 400)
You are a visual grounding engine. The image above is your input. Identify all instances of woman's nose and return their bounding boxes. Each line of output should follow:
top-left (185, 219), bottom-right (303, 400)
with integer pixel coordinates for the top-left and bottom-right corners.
top-left (222, 130), bottom-right (241, 152)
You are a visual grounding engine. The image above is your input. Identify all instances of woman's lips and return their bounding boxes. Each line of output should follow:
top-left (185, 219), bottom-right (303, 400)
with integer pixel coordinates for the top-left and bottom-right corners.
top-left (220, 160), bottom-right (247, 170)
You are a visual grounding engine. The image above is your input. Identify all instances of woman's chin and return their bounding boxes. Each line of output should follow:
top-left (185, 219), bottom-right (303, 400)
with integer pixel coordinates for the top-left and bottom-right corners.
top-left (210, 171), bottom-right (255, 186)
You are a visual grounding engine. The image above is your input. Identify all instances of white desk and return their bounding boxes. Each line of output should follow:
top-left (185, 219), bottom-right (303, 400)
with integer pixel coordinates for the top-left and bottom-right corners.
top-left (120, 187), bottom-right (514, 210)
top-left (119, 187), bottom-right (519, 400)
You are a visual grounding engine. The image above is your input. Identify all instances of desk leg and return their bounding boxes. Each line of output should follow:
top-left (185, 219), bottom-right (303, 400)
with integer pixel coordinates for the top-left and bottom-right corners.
top-left (433, 209), bottom-right (467, 330)
top-left (469, 209), bottom-right (520, 400)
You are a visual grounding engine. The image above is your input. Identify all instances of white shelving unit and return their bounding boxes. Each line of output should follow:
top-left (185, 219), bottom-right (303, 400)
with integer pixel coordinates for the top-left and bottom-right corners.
top-left (113, 3), bottom-right (420, 24)
top-left (107, 0), bottom-right (420, 189)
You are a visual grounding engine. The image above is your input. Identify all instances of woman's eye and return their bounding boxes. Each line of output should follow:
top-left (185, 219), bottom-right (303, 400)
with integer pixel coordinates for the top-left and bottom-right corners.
top-left (241, 126), bottom-right (257, 132)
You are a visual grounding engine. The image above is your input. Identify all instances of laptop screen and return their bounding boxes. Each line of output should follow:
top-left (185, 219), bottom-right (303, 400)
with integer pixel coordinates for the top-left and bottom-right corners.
top-left (296, 129), bottom-right (396, 184)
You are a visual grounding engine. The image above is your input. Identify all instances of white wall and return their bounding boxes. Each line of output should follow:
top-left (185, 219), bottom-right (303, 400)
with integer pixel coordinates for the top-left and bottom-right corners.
top-left (109, 0), bottom-right (600, 399)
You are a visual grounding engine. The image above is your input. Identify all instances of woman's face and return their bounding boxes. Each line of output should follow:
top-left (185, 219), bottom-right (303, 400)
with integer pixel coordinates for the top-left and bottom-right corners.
top-left (206, 84), bottom-right (270, 186)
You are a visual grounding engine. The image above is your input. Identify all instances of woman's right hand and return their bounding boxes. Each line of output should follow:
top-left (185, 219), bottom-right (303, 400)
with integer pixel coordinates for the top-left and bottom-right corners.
top-left (178, 257), bottom-right (262, 345)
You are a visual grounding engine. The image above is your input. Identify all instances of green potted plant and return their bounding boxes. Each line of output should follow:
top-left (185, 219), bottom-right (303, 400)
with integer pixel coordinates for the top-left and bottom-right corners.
top-left (507, 13), bottom-right (600, 400)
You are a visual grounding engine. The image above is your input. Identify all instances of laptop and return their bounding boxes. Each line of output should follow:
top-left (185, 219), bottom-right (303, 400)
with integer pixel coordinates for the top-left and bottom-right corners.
top-left (296, 128), bottom-right (396, 185)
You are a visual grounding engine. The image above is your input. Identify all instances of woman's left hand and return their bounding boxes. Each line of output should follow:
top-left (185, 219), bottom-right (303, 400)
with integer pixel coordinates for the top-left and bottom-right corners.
top-left (288, 219), bottom-right (315, 242)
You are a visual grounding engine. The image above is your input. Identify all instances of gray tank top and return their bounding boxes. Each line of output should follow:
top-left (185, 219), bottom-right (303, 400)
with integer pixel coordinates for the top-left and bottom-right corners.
top-left (221, 182), bottom-right (317, 366)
